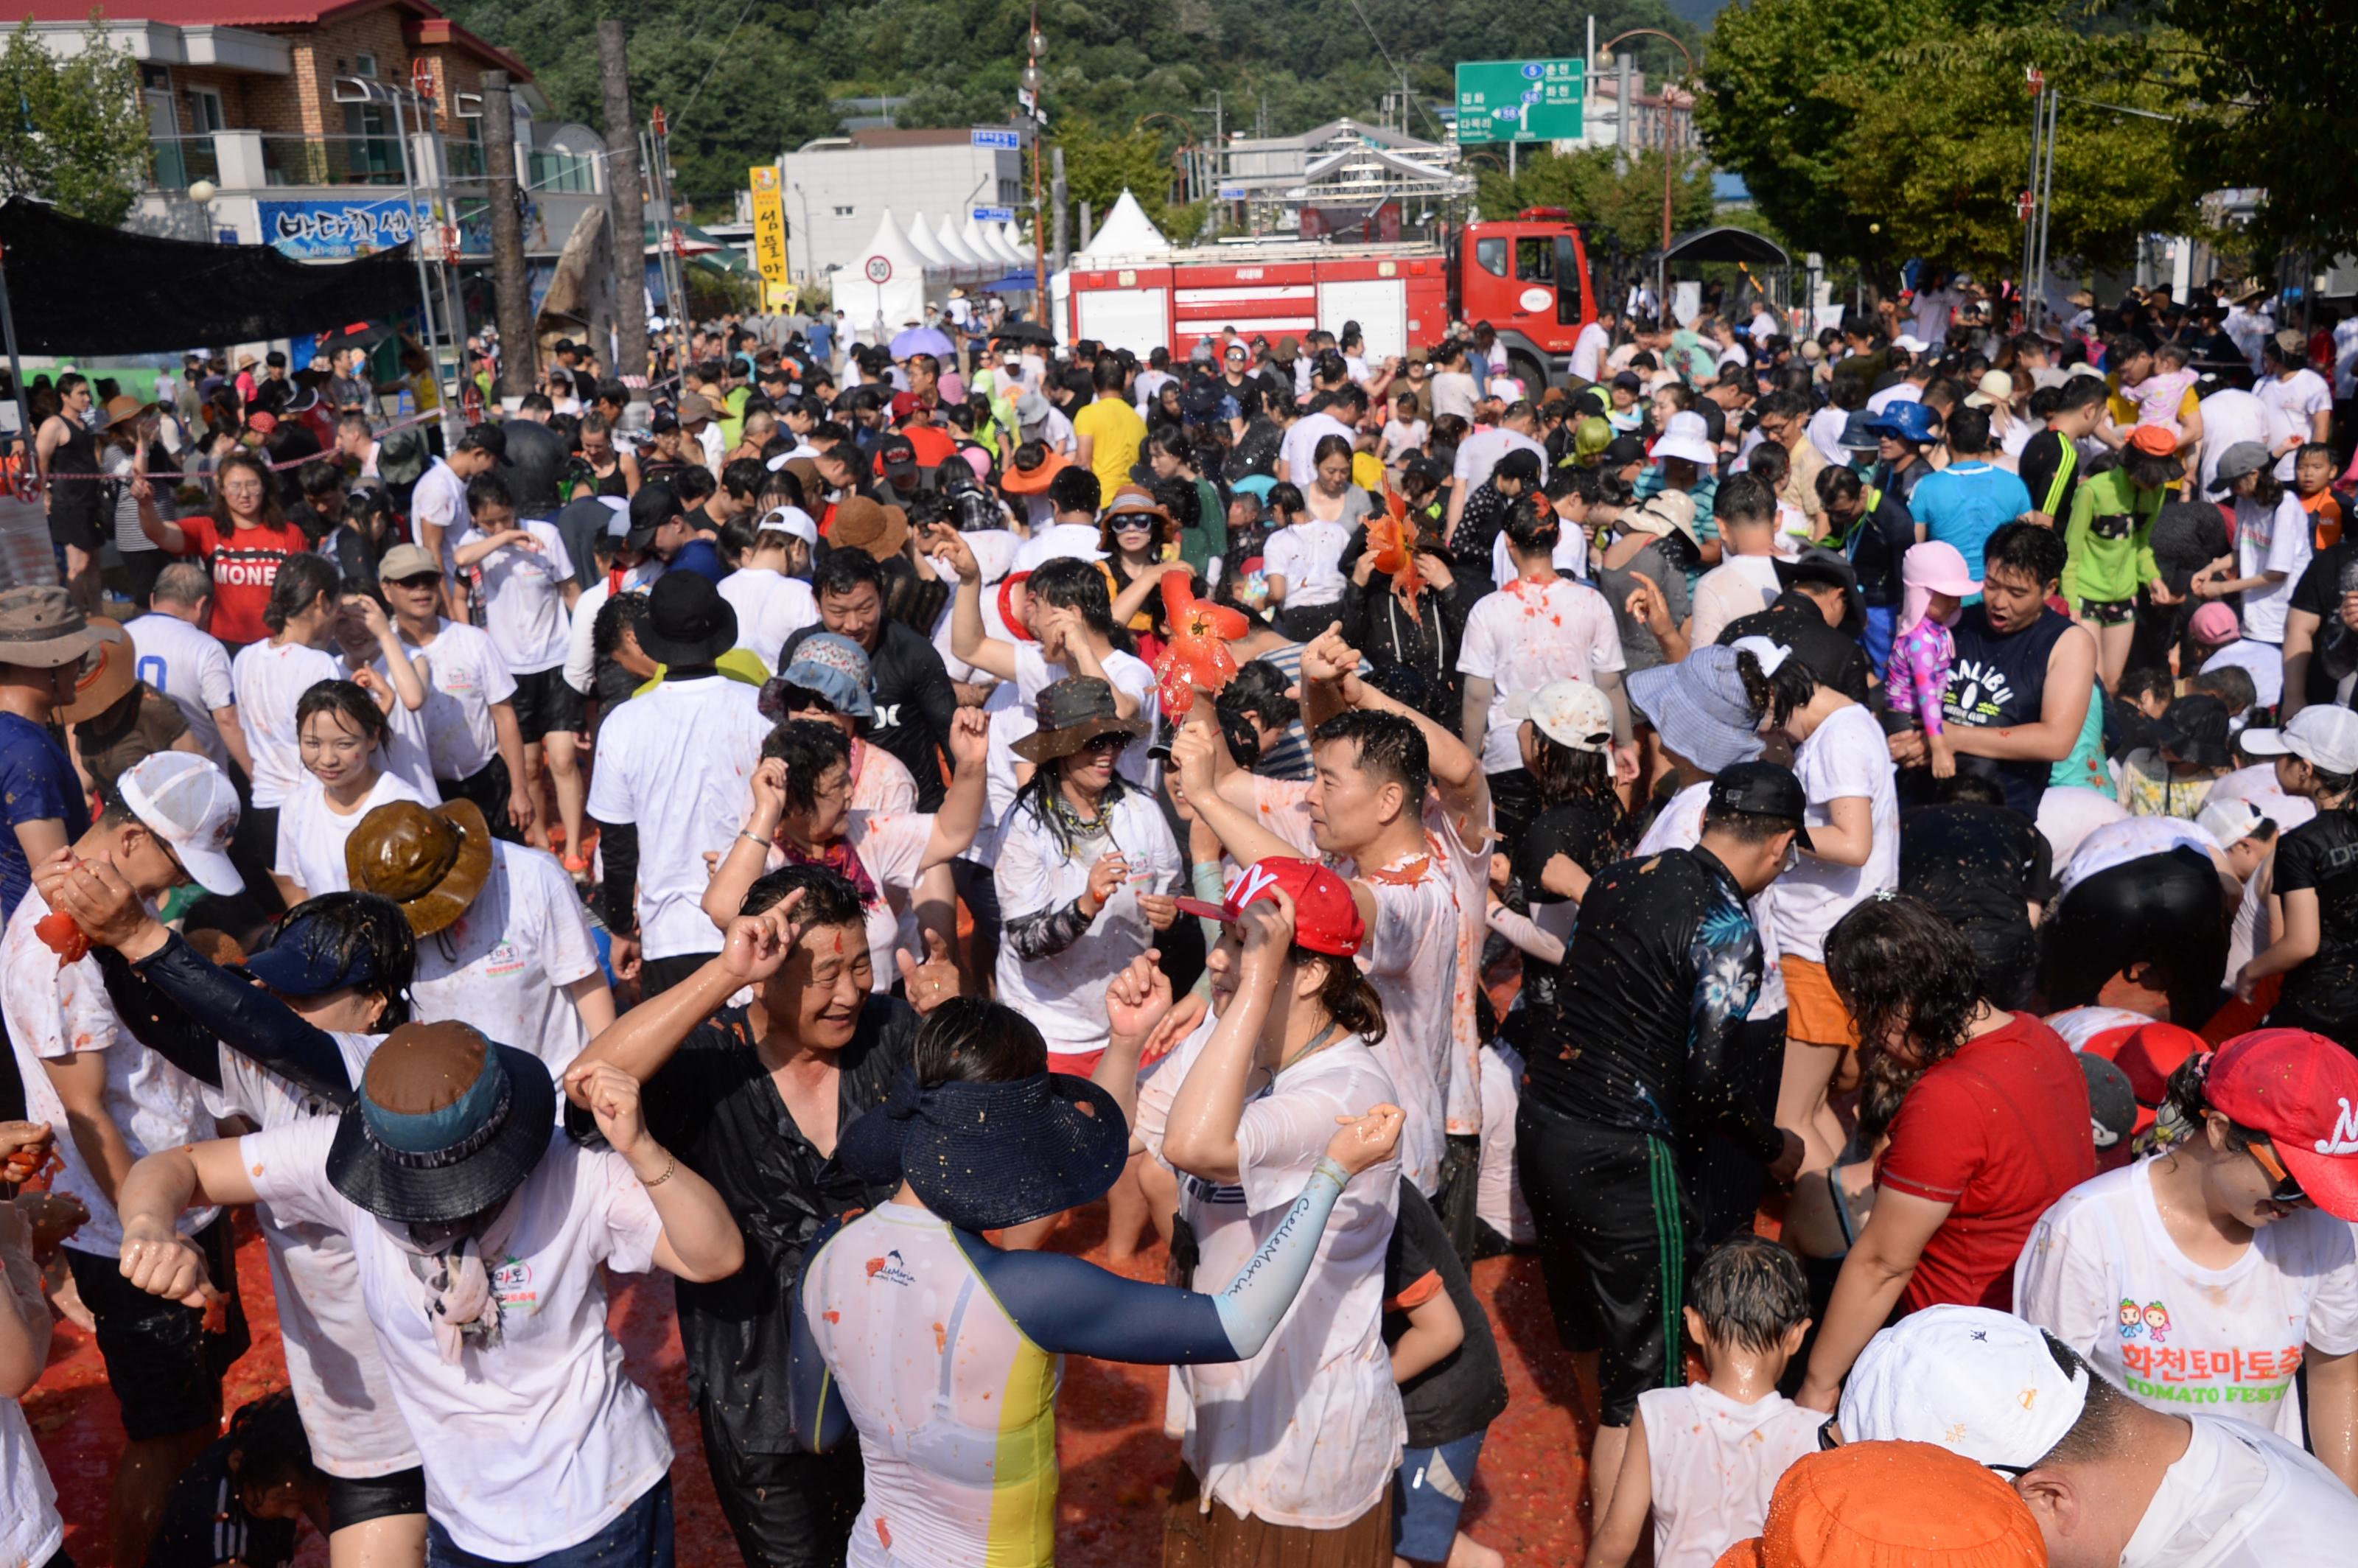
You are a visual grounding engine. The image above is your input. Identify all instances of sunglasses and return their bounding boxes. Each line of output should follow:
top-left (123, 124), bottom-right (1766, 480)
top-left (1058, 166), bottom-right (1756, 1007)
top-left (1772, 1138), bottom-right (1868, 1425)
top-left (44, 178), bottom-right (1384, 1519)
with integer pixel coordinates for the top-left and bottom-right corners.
top-left (390, 573), bottom-right (441, 591)
top-left (2245, 1138), bottom-right (2309, 1206)
top-left (1077, 732), bottom-right (1130, 755)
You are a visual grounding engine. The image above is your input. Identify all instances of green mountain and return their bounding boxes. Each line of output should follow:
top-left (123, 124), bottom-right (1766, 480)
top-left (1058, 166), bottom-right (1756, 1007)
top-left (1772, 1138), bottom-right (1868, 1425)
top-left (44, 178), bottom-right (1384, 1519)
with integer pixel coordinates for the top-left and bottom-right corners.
top-left (440, 0), bottom-right (1704, 206)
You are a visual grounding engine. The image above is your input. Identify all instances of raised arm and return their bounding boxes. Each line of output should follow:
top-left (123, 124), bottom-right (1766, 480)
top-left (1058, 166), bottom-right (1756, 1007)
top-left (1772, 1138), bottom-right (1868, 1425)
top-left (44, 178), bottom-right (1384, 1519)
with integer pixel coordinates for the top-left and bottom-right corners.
top-left (1301, 626), bottom-right (1488, 838)
top-left (1162, 893), bottom-right (1293, 1184)
top-left (921, 708), bottom-right (991, 871)
top-left (1170, 719), bottom-right (1309, 872)
top-left (565, 900), bottom-right (802, 1102)
top-left (573, 1061), bottom-right (744, 1283)
top-left (927, 525), bottom-right (1020, 682)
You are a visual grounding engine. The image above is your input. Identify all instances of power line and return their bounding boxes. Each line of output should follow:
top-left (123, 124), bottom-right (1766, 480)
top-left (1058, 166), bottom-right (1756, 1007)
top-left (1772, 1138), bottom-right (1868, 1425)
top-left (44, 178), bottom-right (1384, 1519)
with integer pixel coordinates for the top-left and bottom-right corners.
top-left (669, 0), bottom-right (762, 136)
top-left (1340, 0), bottom-right (1449, 139)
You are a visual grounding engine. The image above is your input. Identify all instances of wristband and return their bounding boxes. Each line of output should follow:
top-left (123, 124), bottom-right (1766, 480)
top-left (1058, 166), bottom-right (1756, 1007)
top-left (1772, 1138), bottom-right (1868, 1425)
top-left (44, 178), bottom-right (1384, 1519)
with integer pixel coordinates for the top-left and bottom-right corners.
top-left (1312, 1155), bottom-right (1351, 1188)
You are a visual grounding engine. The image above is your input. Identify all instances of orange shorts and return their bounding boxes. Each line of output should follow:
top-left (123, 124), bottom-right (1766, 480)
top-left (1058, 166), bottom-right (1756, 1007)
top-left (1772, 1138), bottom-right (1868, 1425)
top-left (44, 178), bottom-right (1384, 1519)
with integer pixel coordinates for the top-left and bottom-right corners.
top-left (1783, 955), bottom-right (1861, 1051)
top-left (1049, 1048), bottom-right (1108, 1080)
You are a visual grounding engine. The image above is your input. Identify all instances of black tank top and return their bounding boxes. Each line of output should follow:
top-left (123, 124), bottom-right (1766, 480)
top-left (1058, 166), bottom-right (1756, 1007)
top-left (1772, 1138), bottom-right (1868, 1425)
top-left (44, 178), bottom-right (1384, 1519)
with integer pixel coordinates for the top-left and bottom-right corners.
top-left (595, 462), bottom-right (631, 498)
top-left (1943, 603), bottom-right (2073, 815)
top-left (46, 418), bottom-right (101, 527)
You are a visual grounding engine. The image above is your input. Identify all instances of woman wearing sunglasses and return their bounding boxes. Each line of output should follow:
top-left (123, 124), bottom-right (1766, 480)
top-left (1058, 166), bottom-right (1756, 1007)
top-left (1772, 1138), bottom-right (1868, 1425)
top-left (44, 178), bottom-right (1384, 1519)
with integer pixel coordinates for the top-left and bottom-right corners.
top-left (2014, 1028), bottom-right (2358, 1486)
top-left (1096, 485), bottom-right (1179, 666)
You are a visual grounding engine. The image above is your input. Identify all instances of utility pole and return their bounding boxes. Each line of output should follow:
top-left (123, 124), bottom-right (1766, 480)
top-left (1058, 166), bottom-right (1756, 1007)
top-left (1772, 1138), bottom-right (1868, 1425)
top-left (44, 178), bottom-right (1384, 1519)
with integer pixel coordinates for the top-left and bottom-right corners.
top-left (598, 19), bottom-right (648, 396)
top-left (482, 69), bottom-right (535, 400)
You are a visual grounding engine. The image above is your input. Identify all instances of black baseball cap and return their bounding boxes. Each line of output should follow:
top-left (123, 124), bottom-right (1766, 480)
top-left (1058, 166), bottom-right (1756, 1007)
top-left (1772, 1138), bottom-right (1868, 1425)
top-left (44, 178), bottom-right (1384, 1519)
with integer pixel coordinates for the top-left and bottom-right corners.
top-left (625, 482), bottom-right (682, 549)
top-left (878, 437), bottom-right (919, 480)
top-left (1602, 434), bottom-right (1649, 467)
top-left (1707, 760), bottom-right (1813, 849)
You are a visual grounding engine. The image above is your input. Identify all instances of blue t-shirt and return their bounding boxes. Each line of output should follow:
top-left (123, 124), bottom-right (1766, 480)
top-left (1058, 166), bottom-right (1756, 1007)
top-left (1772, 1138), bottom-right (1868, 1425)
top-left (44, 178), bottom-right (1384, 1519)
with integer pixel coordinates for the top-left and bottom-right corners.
top-left (805, 322), bottom-right (833, 364)
top-left (0, 710), bottom-right (88, 924)
top-left (668, 538), bottom-right (728, 585)
top-left (1909, 462), bottom-right (2035, 584)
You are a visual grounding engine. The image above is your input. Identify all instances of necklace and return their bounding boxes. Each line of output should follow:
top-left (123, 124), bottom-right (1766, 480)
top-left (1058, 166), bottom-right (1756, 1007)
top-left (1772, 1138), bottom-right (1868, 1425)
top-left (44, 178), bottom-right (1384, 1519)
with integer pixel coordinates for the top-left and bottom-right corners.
top-left (1045, 786), bottom-right (1110, 841)
top-left (1278, 1020), bottom-right (1341, 1072)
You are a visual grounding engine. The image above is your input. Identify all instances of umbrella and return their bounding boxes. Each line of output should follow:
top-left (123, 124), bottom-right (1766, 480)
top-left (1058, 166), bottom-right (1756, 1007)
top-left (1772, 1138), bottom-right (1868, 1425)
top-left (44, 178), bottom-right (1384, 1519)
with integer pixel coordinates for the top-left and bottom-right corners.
top-left (309, 318), bottom-right (396, 354)
top-left (892, 326), bottom-right (955, 359)
top-left (991, 322), bottom-right (1054, 346)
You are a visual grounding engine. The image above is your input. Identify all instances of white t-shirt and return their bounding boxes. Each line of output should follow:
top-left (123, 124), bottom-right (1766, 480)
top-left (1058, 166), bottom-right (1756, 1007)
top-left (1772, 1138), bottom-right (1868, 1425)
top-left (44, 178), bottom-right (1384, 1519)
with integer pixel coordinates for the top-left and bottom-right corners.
top-left (1, 888), bottom-right (216, 1255)
top-left (1379, 419), bottom-right (1429, 460)
top-left (232, 639), bottom-right (341, 807)
top-left (584, 673), bottom-right (771, 959)
top-left (1807, 405), bottom-right (1854, 469)
top-left (127, 610), bottom-right (236, 768)
top-left (412, 458), bottom-right (471, 568)
top-left (402, 619), bottom-right (517, 782)
top-left (2035, 784), bottom-right (2131, 868)
top-left (990, 789), bottom-right (1180, 1057)
top-left (2196, 390), bottom-right (2283, 497)
top-left (410, 841), bottom-right (604, 1074)
top-left (1264, 519), bottom-right (1352, 609)
top-left (240, 1119), bottom-right (672, 1561)
top-left (761, 812), bottom-right (940, 995)
top-left (564, 562), bottom-right (665, 696)
top-left (203, 1029), bottom-right (420, 1477)
top-left (2233, 494), bottom-right (2310, 645)
top-left (274, 769), bottom-right (431, 898)
top-left (2256, 369), bottom-right (2331, 456)
top-left (1458, 577), bottom-right (1626, 774)
top-left (2198, 639), bottom-right (2284, 711)
top-left (1136, 1026), bottom-right (1405, 1530)
top-left (0, 1394), bottom-right (60, 1568)
top-left (1766, 703), bottom-right (1899, 963)
top-left (1430, 371), bottom-right (1480, 423)
top-left (719, 567), bottom-right (820, 673)
top-left (1279, 411), bottom-right (1354, 487)
top-left (851, 738), bottom-right (918, 816)
top-left (2015, 1160), bottom-right (2358, 1446)
top-left (1477, 1042), bottom-right (1534, 1245)
top-left (1688, 556), bottom-right (1785, 650)
top-left (1452, 426), bottom-right (1547, 491)
top-left (455, 519), bottom-right (575, 673)
top-left (1570, 322), bottom-right (1612, 385)
top-left (1001, 641), bottom-right (1160, 791)
top-left (1638, 1382), bottom-right (1821, 1568)
top-left (349, 650), bottom-right (441, 803)
top-left (2119, 1411), bottom-right (2358, 1568)
top-left (1488, 528), bottom-right (1589, 588)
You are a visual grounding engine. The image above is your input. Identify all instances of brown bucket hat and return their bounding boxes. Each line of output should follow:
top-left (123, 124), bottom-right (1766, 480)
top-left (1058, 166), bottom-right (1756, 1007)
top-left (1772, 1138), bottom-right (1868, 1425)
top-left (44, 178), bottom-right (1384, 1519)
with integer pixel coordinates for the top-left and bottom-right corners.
top-left (830, 495), bottom-right (910, 561)
top-left (0, 584), bottom-right (99, 671)
top-left (60, 618), bottom-right (136, 723)
top-left (1012, 675), bottom-right (1147, 764)
top-left (345, 798), bottom-right (494, 937)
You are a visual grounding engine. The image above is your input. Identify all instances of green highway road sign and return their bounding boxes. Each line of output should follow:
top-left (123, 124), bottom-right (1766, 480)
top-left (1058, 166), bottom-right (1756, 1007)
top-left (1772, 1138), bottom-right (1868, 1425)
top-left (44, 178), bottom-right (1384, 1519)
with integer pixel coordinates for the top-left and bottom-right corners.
top-left (1455, 58), bottom-right (1585, 144)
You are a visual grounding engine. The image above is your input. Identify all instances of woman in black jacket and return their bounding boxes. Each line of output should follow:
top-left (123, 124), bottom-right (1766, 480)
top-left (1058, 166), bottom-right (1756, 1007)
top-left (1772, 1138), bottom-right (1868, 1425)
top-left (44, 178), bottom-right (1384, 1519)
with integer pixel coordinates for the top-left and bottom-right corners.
top-left (1334, 520), bottom-right (1482, 729)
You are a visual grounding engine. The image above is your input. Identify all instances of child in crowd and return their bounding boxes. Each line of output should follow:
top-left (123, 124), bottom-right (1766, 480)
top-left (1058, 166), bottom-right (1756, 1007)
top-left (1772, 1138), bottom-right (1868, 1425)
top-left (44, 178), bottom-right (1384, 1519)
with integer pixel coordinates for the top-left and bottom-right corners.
top-left (2127, 340), bottom-right (2200, 439)
top-left (1885, 541), bottom-right (1978, 778)
top-left (144, 1390), bottom-right (323, 1568)
top-left (2294, 441), bottom-right (2343, 551)
top-left (1587, 1235), bottom-right (1822, 1568)
top-left (2114, 693), bottom-right (2232, 820)
top-left (1383, 1180), bottom-right (1510, 1568)
top-left (1381, 390), bottom-right (1430, 479)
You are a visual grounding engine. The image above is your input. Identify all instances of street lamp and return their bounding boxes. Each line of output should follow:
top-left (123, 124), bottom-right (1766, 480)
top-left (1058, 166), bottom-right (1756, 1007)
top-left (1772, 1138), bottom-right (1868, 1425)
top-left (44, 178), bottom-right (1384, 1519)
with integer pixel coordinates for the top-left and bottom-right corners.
top-left (1598, 28), bottom-right (1696, 314)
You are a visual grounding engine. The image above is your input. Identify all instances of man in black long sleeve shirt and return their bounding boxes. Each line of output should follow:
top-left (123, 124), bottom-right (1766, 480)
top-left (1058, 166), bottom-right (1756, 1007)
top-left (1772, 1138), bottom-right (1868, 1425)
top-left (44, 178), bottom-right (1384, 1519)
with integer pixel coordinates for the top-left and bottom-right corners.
top-left (1516, 763), bottom-right (1807, 1522)
top-left (780, 549), bottom-right (959, 810)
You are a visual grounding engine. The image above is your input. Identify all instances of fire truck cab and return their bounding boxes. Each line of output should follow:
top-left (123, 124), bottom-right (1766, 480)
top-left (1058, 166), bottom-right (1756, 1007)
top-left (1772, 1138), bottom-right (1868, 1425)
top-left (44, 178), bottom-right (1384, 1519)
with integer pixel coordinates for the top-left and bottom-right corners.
top-left (1061, 209), bottom-right (1597, 393)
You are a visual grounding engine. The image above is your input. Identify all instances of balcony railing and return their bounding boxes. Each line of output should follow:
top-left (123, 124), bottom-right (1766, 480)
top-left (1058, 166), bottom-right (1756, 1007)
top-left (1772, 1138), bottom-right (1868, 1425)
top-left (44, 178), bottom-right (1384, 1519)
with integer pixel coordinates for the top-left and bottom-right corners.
top-left (149, 133), bottom-right (220, 191)
top-left (149, 132), bottom-right (601, 197)
top-left (263, 134), bottom-right (407, 186)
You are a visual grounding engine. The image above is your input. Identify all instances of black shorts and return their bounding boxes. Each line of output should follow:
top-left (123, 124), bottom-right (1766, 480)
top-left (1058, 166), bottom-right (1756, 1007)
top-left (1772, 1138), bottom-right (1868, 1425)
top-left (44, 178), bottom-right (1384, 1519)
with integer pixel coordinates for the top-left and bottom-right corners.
top-left (327, 1466), bottom-right (427, 1531)
top-left (2079, 596), bottom-right (2137, 626)
top-left (65, 1214), bottom-right (250, 1440)
top-left (1514, 1100), bottom-right (1698, 1427)
top-left (438, 755), bottom-right (523, 844)
top-left (508, 664), bottom-right (585, 742)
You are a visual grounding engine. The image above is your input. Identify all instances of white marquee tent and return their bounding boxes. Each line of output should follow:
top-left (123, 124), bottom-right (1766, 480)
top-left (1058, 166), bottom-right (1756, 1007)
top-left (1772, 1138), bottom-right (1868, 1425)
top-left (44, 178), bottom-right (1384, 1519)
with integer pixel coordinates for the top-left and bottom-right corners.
top-left (830, 209), bottom-right (931, 343)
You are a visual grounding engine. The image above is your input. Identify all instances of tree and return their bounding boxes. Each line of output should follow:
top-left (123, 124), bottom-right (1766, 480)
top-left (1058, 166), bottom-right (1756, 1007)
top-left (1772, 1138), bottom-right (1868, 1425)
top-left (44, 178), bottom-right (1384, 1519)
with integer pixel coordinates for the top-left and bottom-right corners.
top-left (1052, 116), bottom-right (1188, 239)
top-left (1474, 146), bottom-right (1717, 260)
top-left (0, 19), bottom-right (153, 228)
top-left (2138, 0), bottom-right (2358, 259)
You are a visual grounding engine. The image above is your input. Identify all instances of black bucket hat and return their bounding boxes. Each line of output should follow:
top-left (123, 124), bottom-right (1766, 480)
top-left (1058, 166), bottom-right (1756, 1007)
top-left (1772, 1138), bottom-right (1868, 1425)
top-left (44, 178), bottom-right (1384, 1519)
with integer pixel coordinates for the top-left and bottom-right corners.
top-left (325, 1021), bottom-right (554, 1224)
top-left (839, 1067), bottom-right (1130, 1232)
top-left (1012, 675), bottom-right (1147, 764)
top-left (2152, 693), bottom-right (2232, 771)
top-left (636, 571), bottom-right (738, 665)
top-left (1774, 547), bottom-right (1868, 640)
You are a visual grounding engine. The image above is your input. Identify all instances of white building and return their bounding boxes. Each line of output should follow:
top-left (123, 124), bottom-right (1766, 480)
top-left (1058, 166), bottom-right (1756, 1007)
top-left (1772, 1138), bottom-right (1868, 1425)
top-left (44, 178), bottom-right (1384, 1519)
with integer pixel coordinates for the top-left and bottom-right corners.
top-left (780, 125), bottom-right (1031, 287)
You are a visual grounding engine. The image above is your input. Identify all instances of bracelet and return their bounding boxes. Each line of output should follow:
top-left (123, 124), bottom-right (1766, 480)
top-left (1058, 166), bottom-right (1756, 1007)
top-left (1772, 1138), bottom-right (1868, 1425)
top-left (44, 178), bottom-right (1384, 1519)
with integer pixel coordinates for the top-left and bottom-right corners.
top-left (1312, 1156), bottom-right (1351, 1187)
top-left (739, 829), bottom-right (772, 849)
top-left (640, 1150), bottom-right (676, 1189)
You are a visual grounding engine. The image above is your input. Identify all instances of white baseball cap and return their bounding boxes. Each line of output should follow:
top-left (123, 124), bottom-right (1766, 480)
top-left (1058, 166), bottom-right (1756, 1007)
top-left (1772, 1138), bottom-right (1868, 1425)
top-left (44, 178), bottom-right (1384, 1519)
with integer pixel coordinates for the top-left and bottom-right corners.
top-left (118, 752), bottom-right (244, 896)
top-left (2196, 795), bottom-right (2271, 853)
top-left (756, 505), bottom-right (819, 546)
top-left (2239, 704), bottom-right (2358, 776)
top-left (1839, 1306), bottom-right (2088, 1472)
top-left (1505, 679), bottom-right (1615, 753)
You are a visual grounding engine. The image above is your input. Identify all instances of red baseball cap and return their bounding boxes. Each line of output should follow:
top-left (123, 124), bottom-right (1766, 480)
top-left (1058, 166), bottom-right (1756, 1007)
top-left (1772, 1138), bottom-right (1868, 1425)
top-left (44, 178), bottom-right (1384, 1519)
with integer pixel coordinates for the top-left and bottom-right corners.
top-left (2088, 1021), bottom-right (2205, 1135)
top-left (890, 391), bottom-right (923, 421)
top-left (2205, 1029), bottom-right (2358, 1220)
top-left (1177, 855), bottom-right (1365, 958)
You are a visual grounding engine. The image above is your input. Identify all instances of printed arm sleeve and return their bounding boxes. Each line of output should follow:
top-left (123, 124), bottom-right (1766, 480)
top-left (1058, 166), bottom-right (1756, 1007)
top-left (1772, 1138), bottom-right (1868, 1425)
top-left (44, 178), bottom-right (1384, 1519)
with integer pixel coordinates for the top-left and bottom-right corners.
top-left (1686, 915), bottom-right (1785, 1165)
top-left (787, 1219), bottom-right (858, 1454)
top-left (130, 934), bottom-right (359, 1107)
top-left (970, 1156), bottom-right (1354, 1364)
top-left (595, 818), bottom-right (639, 934)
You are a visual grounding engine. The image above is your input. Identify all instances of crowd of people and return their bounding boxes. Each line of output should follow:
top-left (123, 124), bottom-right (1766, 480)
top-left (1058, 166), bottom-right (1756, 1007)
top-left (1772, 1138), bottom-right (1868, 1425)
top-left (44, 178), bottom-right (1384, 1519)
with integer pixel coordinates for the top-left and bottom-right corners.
top-left (1, 269), bottom-right (2357, 1568)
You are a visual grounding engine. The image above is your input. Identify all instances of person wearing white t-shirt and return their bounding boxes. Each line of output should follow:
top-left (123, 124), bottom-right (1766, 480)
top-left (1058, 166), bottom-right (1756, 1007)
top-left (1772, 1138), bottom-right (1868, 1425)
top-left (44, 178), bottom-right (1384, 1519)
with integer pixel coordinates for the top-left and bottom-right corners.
top-left (109, 1021), bottom-right (746, 1568)
top-left (1278, 401), bottom-right (1354, 488)
top-left (587, 572), bottom-right (775, 997)
top-left (2018, 1033), bottom-right (2358, 1469)
top-left (1175, 630), bottom-right (1495, 1200)
top-left (271, 680), bottom-right (432, 903)
top-left (1458, 500), bottom-right (1630, 844)
top-left (1446, 406), bottom-right (1547, 539)
top-left (128, 562), bottom-right (251, 777)
top-left (3, 751), bottom-right (246, 1567)
top-left (718, 519), bottom-right (819, 673)
top-left (1263, 511), bottom-right (1354, 642)
top-left (1730, 634), bottom-right (1898, 1176)
top-left (702, 713), bottom-right (990, 997)
top-left (2196, 446), bottom-right (2311, 647)
top-left (0, 1124), bottom-right (64, 1568)
top-left (1838, 1303), bottom-right (2358, 1568)
top-left (1147, 858), bottom-right (1407, 1556)
top-left (343, 798), bottom-right (617, 1077)
top-left (1570, 317), bottom-right (1614, 385)
top-left (231, 553), bottom-right (346, 833)
top-left (452, 473), bottom-right (586, 861)
top-left (378, 546), bottom-right (533, 838)
top-left (2256, 334), bottom-right (2331, 472)
top-left (1688, 477), bottom-right (1788, 648)
top-left (1428, 342), bottom-right (1481, 424)
top-left (409, 425), bottom-right (503, 578)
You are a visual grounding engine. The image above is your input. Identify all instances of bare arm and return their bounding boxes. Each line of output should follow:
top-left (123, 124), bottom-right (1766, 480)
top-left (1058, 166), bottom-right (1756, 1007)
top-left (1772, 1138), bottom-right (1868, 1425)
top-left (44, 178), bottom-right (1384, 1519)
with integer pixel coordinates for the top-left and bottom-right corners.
top-left (2241, 886), bottom-right (2320, 987)
top-left (1388, 1284), bottom-right (1464, 1385)
top-left (1586, 1407), bottom-right (1654, 1568)
top-left (921, 709), bottom-right (991, 871)
top-left (491, 701), bottom-right (533, 834)
top-left (1108, 567), bottom-right (1162, 628)
top-left (564, 970), bottom-right (617, 1038)
top-left (43, 1051), bottom-right (140, 1216)
top-left (2281, 607), bottom-right (2319, 719)
top-left (2305, 1344), bottom-right (2358, 1493)
top-left (212, 704), bottom-right (255, 780)
top-left (0, 1199), bottom-right (52, 1398)
top-left (565, 903), bottom-right (801, 1101)
top-left (11, 819), bottom-right (68, 872)
top-left (1460, 673), bottom-right (1492, 760)
top-left (1796, 1188), bottom-right (1953, 1409)
top-left (1802, 794), bottom-right (1875, 869)
top-left (1161, 898), bottom-right (1292, 1185)
top-left (934, 530), bottom-right (1020, 682)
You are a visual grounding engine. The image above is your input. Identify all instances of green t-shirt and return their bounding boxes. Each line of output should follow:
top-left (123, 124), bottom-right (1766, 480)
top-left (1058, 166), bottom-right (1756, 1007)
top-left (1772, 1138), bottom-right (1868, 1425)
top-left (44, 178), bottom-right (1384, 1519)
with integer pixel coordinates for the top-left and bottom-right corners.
top-left (2062, 466), bottom-right (2165, 605)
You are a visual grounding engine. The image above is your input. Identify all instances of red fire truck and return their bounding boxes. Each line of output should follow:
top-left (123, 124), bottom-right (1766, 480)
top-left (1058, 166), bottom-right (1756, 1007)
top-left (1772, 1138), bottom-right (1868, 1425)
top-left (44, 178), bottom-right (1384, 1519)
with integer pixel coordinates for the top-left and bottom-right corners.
top-left (1063, 209), bottom-right (1599, 393)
